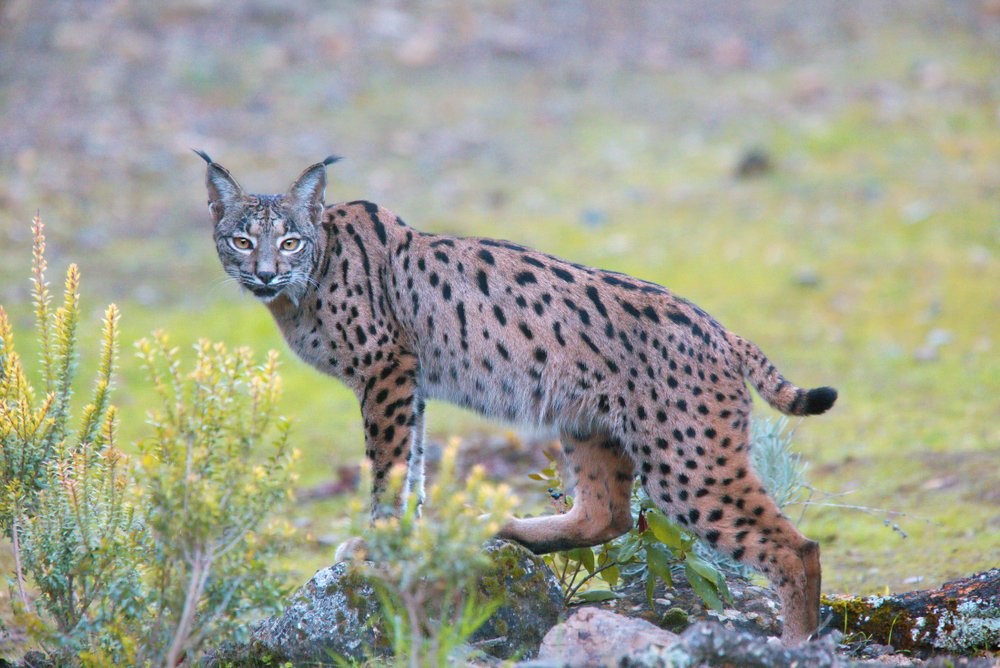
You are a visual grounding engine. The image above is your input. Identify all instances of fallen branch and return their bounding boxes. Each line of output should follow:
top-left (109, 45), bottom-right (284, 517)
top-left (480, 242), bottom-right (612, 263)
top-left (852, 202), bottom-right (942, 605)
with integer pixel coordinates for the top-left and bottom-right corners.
top-left (822, 568), bottom-right (999, 653)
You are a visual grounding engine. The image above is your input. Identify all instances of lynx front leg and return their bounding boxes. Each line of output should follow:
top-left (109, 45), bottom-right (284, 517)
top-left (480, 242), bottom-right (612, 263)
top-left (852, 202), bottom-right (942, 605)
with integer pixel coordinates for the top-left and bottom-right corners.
top-left (358, 353), bottom-right (421, 518)
top-left (499, 430), bottom-right (634, 553)
top-left (336, 353), bottom-right (421, 562)
top-left (403, 391), bottom-right (427, 512)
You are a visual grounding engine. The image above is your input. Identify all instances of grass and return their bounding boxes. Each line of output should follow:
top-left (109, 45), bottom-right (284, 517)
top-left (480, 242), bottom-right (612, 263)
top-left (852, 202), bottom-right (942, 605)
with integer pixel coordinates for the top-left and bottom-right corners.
top-left (1, 3), bottom-right (997, 603)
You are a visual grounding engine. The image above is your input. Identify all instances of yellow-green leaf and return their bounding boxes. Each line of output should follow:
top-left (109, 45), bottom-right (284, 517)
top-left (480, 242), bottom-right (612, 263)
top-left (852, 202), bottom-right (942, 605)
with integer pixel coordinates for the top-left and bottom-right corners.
top-left (576, 589), bottom-right (620, 602)
top-left (565, 546), bottom-right (596, 574)
top-left (684, 561), bottom-right (723, 611)
top-left (646, 510), bottom-right (685, 551)
top-left (646, 543), bottom-right (674, 588)
top-left (599, 563), bottom-right (620, 588)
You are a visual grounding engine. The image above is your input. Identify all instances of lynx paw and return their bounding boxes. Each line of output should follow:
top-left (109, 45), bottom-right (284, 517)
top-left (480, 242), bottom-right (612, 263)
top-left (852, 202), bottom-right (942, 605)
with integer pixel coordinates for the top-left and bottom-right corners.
top-left (334, 536), bottom-right (368, 563)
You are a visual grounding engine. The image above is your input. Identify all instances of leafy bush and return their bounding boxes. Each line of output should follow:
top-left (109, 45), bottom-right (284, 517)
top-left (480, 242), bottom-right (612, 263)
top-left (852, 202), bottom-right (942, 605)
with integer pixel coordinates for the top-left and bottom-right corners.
top-left (345, 440), bottom-right (516, 667)
top-left (1, 216), bottom-right (140, 657)
top-left (533, 416), bottom-right (809, 610)
top-left (0, 217), bottom-right (297, 666)
top-left (122, 333), bottom-right (298, 666)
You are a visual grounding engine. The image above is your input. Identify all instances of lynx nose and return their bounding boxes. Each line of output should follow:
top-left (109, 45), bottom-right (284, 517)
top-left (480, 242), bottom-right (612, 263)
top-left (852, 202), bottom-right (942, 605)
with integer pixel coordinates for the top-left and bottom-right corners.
top-left (256, 271), bottom-right (276, 285)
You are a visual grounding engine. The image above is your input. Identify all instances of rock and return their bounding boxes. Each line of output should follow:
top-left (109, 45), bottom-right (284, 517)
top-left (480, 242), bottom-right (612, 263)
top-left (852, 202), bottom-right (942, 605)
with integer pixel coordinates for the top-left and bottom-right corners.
top-left (734, 148), bottom-right (773, 179)
top-left (922, 658), bottom-right (999, 668)
top-left (528, 616), bottom-right (842, 668)
top-left (579, 208), bottom-right (609, 228)
top-left (533, 608), bottom-right (680, 667)
top-left (794, 267), bottom-right (822, 288)
top-left (471, 540), bottom-right (565, 659)
top-left (204, 562), bottom-right (385, 666)
top-left (204, 539), bottom-right (562, 666)
top-left (664, 622), bottom-right (841, 668)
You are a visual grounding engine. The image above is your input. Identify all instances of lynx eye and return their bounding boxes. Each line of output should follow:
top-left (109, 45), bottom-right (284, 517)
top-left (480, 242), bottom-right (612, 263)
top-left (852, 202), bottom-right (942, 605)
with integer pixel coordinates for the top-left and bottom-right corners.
top-left (280, 237), bottom-right (302, 252)
top-left (230, 236), bottom-right (253, 251)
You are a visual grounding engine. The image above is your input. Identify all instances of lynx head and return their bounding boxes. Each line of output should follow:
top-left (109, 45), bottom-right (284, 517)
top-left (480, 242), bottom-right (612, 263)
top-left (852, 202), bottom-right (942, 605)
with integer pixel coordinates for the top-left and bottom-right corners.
top-left (196, 150), bottom-right (340, 305)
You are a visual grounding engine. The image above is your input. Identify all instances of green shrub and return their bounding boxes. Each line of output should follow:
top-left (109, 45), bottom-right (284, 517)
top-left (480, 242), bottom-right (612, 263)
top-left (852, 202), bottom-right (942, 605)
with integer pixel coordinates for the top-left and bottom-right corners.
top-left (345, 440), bottom-right (516, 667)
top-left (749, 416), bottom-right (808, 510)
top-left (122, 333), bottom-right (298, 666)
top-left (1, 217), bottom-right (297, 666)
top-left (1, 216), bottom-right (140, 658)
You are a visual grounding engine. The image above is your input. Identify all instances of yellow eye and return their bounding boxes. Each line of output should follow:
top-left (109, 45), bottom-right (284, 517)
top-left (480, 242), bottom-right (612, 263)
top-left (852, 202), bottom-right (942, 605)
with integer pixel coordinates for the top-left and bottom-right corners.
top-left (280, 238), bottom-right (302, 252)
top-left (232, 236), bottom-right (253, 250)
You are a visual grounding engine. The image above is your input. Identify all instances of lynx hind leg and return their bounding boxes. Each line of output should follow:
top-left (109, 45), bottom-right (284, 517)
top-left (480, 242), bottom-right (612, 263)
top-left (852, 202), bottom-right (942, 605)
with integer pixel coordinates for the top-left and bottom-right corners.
top-left (499, 430), bottom-right (634, 554)
top-left (720, 488), bottom-right (820, 645)
top-left (639, 427), bottom-right (820, 645)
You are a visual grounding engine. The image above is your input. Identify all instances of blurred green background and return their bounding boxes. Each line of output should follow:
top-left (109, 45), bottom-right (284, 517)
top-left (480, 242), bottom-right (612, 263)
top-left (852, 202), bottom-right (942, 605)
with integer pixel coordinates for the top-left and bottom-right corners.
top-left (1, 1), bottom-right (998, 596)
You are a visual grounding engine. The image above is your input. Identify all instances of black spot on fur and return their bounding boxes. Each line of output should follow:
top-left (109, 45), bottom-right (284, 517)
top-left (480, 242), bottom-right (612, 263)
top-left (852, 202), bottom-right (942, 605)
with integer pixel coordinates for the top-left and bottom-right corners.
top-left (515, 271), bottom-right (537, 286)
top-left (667, 310), bottom-right (691, 327)
top-left (585, 286), bottom-right (609, 319)
top-left (522, 255), bottom-right (545, 268)
top-left (551, 266), bottom-right (575, 282)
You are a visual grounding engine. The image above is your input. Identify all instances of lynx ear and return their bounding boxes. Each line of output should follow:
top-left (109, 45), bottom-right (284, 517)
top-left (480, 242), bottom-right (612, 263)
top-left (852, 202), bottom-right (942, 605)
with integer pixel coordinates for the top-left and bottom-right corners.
top-left (287, 155), bottom-right (341, 223)
top-left (195, 149), bottom-right (244, 224)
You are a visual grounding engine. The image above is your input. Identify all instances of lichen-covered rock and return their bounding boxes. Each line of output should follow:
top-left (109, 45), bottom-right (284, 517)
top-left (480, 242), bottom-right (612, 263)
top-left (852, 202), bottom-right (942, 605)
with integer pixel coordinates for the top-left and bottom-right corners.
top-left (204, 539), bottom-right (563, 666)
top-left (471, 539), bottom-right (565, 658)
top-left (661, 621), bottom-right (841, 668)
top-left (204, 562), bottom-right (386, 666)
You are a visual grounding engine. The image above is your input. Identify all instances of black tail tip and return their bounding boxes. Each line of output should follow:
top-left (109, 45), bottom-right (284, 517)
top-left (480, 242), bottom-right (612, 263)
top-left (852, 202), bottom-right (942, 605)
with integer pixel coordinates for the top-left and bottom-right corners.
top-left (192, 148), bottom-right (214, 165)
top-left (804, 386), bottom-right (838, 415)
top-left (322, 154), bottom-right (342, 166)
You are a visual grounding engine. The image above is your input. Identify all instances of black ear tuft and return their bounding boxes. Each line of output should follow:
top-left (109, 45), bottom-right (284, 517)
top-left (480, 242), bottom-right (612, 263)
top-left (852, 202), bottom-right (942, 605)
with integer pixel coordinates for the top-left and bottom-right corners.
top-left (322, 155), bottom-right (342, 166)
top-left (287, 161), bottom-right (329, 220)
top-left (200, 152), bottom-right (244, 223)
top-left (193, 148), bottom-right (214, 165)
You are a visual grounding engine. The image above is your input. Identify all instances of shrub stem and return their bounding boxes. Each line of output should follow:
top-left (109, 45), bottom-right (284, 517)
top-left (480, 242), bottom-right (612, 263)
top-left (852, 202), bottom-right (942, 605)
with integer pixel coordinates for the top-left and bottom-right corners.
top-left (11, 515), bottom-right (29, 608)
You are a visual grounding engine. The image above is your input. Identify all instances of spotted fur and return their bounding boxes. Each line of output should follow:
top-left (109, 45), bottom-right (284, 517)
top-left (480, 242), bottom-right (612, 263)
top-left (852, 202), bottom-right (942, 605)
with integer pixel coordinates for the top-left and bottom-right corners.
top-left (199, 154), bottom-right (837, 645)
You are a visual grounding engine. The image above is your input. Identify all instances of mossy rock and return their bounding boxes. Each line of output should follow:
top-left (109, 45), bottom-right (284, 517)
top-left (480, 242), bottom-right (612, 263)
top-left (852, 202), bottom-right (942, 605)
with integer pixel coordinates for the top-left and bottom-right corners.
top-left (470, 539), bottom-right (565, 659)
top-left (204, 539), bottom-right (563, 666)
